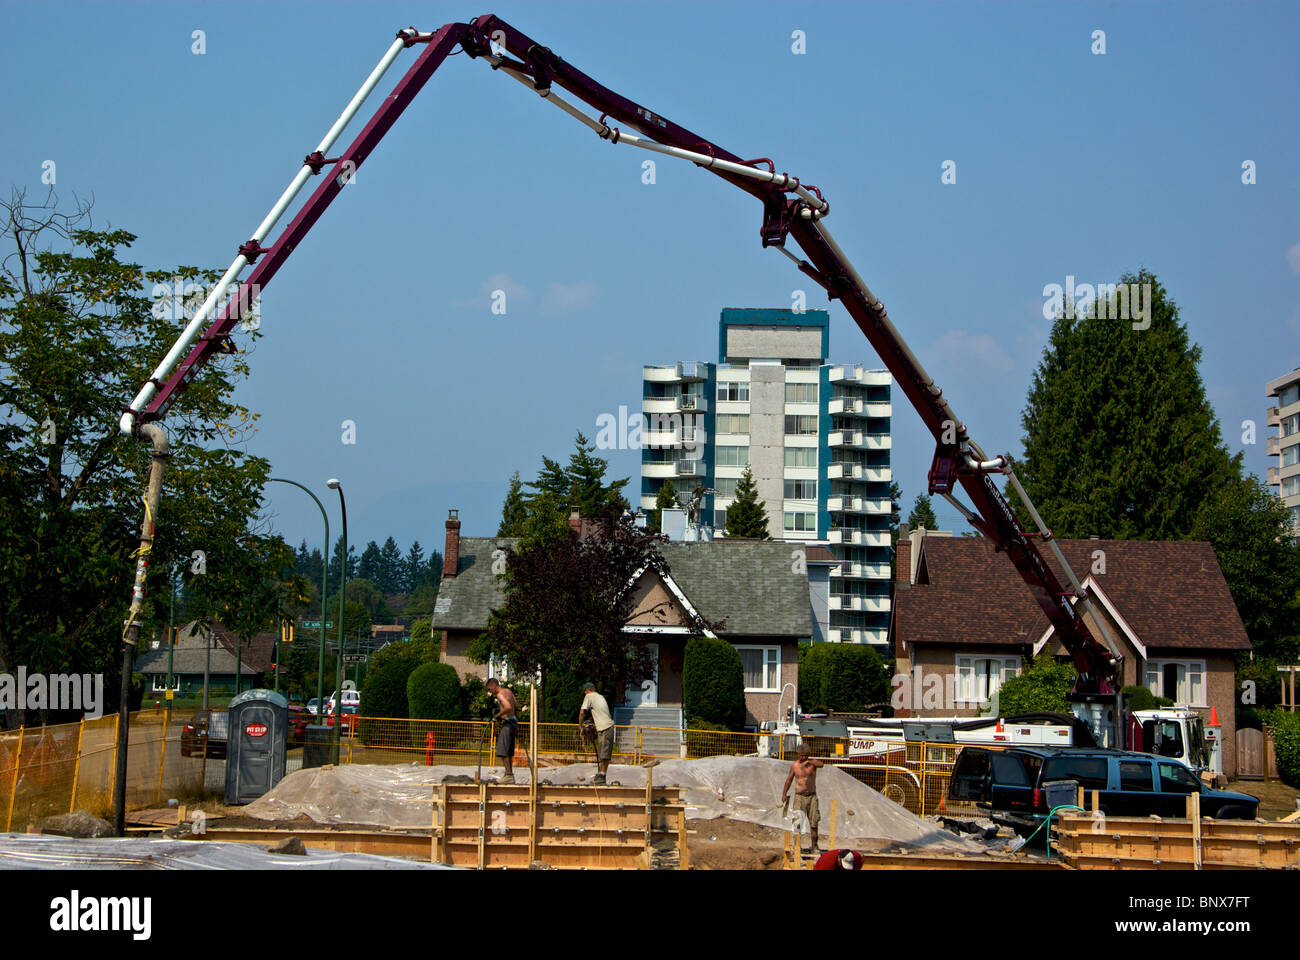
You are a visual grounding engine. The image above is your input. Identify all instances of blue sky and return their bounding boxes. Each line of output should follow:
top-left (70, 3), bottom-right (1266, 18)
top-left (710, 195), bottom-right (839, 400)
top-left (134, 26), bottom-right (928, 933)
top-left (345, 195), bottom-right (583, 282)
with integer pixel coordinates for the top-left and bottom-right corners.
top-left (3, 1), bottom-right (1297, 552)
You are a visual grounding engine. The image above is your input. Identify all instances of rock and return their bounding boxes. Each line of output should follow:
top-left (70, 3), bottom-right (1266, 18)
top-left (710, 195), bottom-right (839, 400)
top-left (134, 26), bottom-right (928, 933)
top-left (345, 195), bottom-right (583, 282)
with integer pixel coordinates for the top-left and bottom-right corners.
top-left (527, 860), bottom-right (552, 870)
top-left (267, 836), bottom-right (307, 856)
top-left (39, 811), bottom-right (114, 838)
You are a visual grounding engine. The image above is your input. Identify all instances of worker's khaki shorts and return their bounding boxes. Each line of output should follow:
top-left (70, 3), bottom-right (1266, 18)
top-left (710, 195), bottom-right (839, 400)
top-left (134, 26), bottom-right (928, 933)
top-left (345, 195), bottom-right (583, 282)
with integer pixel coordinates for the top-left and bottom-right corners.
top-left (596, 726), bottom-right (615, 762)
top-left (791, 792), bottom-right (819, 830)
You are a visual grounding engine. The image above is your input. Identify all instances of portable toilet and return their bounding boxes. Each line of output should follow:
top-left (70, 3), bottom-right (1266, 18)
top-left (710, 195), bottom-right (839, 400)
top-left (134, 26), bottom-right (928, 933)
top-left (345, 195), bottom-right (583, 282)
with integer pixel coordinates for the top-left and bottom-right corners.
top-left (225, 688), bottom-right (288, 805)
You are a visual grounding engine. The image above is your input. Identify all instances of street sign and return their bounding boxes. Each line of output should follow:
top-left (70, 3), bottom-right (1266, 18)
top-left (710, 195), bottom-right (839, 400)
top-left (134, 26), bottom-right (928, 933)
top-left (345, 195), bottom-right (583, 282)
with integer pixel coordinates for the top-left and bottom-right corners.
top-left (301, 620), bottom-right (334, 630)
top-left (343, 654), bottom-right (367, 664)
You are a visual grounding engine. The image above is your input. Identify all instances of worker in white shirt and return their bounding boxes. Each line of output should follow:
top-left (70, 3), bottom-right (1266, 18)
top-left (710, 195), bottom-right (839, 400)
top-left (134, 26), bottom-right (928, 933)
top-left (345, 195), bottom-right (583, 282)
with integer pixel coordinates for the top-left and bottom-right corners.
top-left (578, 681), bottom-right (615, 784)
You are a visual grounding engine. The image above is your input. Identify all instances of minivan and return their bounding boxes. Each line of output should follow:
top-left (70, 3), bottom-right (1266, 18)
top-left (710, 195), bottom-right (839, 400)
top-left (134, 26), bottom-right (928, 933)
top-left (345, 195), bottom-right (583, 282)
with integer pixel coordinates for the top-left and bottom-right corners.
top-left (949, 746), bottom-right (1258, 835)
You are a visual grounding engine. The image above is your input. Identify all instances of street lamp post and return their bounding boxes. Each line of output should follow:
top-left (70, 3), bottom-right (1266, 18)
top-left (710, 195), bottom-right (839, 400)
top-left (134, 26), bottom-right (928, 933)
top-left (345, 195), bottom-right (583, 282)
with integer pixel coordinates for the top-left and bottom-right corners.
top-left (327, 478), bottom-right (347, 765)
top-left (267, 478), bottom-right (330, 716)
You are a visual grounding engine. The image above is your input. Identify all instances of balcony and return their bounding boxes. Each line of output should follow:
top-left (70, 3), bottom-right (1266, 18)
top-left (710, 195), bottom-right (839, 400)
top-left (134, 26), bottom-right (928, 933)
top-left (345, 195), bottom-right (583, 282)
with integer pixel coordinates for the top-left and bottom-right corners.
top-left (829, 595), bottom-right (892, 613)
top-left (1267, 406), bottom-right (1281, 427)
top-left (828, 366), bottom-right (891, 387)
top-left (828, 528), bottom-right (889, 547)
top-left (828, 627), bottom-right (889, 645)
top-left (861, 434), bottom-right (891, 450)
top-left (643, 426), bottom-right (706, 449)
top-left (828, 496), bottom-right (865, 513)
top-left (831, 562), bottom-right (891, 580)
top-left (642, 462), bottom-right (679, 479)
top-left (677, 395), bottom-right (707, 414)
top-left (827, 462), bottom-right (861, 480)
top-left (675, 459), bottom-right (702, 477)
top-left (828, 397), bottom-right (863, 416)
top-left (642, 394), bottom-right (707, 415)
top-left (829, 430), bottom-right (864, 448)
top-left (1268, 466), bottom-right (1280, 486)
top-left (643, 362), bottom-right (708, 383)
top-left (1268, 436), bottom-right (1280, 455)
top-left (864, 403), bottom-right (891, 418)
top-left (861, 467), bottom-right (891, 483)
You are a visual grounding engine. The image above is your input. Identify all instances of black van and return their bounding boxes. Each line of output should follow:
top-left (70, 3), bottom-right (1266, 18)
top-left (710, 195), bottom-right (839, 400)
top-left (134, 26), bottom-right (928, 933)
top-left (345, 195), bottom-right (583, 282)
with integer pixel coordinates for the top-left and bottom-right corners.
top-left (949, 747), bottom-right (1258, 834)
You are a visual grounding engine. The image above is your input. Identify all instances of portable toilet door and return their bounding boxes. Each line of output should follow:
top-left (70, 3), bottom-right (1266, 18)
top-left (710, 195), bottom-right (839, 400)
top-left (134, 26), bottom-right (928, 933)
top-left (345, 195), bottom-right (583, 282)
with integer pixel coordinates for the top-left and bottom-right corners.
top-left (225, 689), bottom-right (288, 805)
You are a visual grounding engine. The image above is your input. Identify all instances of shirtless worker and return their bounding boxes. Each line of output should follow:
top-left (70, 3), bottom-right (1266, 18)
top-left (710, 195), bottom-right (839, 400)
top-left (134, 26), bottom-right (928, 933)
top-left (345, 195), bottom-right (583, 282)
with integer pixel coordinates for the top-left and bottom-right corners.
top-left (486, 678), bottom-right (519, 784)
top-left (781, 745), bottom-right (826, 851)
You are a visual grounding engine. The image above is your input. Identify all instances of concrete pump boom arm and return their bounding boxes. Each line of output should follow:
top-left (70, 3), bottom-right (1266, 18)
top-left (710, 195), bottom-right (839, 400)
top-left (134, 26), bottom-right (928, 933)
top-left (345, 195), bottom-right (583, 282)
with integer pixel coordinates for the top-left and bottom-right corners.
top-left (118, 13), bottom-right (1121, 695)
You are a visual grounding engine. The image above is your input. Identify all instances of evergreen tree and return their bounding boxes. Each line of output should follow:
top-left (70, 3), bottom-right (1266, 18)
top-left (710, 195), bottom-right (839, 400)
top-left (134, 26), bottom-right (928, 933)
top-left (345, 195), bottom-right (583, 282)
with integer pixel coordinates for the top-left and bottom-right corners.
top-left (379, 537), bottom-right (403, 594)
top-left (403, 540), bottom-right (426, 593)
top-left (906, 493), bottom-right (938, 531)
top-left (651, 480), bottom-right (677, 534)
top-left (498, 472), bottom-right (528, 536)
top-left (888, 482), bottom-right (903, 541)
top-left (566, 431), bottom-right (630, 515)
top-left (327, 535), bottom-right (359, 595)
top-left (358, 541), bottom-right (382, 584)
top-left (1019, 269), bottom-right (1238, 540)
top-left (724, 466), bottom-right (769, 539)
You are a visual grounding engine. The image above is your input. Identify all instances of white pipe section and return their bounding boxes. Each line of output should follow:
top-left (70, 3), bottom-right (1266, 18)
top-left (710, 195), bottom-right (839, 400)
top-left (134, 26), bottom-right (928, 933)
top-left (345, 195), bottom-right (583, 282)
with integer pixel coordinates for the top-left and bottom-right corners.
top-left (120, 33), bottom-right (416, 435)
top-left (965, 454), bottom-right (1008, 471)
top-left (484, 55), bottom-right (830, 214)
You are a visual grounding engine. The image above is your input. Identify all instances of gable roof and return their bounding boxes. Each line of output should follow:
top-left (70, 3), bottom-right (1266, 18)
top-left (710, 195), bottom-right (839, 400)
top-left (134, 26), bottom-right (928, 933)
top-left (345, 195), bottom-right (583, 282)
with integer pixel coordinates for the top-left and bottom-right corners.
top-left (432, 537), bottom-right (811, 638)
top-left (135, 621), bottom-right (266, 676)
top-left (895, 537), bottom-right (1251, 654)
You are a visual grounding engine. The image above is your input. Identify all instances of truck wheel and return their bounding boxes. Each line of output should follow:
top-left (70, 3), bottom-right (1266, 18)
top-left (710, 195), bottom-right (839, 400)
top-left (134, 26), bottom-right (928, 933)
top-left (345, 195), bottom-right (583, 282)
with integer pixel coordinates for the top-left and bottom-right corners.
top-left (881, 776), bottom-right (921, 813)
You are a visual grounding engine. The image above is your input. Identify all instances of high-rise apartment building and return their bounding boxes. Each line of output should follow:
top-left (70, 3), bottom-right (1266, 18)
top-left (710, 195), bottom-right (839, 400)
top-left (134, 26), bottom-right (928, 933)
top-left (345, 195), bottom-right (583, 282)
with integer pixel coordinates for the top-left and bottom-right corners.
top-left (641, 308), bottom-right (893, 646)
top-left (1267, 367), bottom-right (1300, 534)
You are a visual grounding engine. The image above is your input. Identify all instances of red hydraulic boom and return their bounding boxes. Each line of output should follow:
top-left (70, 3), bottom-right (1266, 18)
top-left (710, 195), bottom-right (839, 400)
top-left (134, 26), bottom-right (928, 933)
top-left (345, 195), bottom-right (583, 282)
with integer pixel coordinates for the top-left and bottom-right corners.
top-left (119, 14), bottom-right (1124, 748)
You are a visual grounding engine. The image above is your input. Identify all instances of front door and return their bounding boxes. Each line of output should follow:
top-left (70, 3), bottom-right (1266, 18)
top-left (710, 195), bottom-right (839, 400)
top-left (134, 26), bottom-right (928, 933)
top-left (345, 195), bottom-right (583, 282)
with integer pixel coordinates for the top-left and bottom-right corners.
top-left (625, 643), bottom-right (659, 707)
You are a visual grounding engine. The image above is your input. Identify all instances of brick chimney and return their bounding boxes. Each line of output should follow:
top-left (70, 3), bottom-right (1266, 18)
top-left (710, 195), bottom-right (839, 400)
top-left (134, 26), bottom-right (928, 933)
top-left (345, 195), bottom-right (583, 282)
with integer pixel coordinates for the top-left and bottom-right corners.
top-left (443, 509), bottom-right (461, 579)
top-left (569, 509), bottom-right (582, 536)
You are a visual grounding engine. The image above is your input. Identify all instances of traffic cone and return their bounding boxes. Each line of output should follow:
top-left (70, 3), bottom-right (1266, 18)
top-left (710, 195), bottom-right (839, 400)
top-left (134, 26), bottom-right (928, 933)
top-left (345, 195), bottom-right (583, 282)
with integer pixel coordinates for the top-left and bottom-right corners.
top-left (1209, 706), bottom-right (1218, 726)
top-left (996, 718), bottom-right (1003, 733)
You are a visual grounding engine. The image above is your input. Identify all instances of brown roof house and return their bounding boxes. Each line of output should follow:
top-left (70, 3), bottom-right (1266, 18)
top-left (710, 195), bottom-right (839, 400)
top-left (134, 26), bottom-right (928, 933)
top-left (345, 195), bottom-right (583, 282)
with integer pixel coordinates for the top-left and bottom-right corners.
top-left (432, 511), bottom-right (812, 748)
top-left (892, 528), bottom-right (1253, 776)
top-left (135, 621), bottom-right (278, 699)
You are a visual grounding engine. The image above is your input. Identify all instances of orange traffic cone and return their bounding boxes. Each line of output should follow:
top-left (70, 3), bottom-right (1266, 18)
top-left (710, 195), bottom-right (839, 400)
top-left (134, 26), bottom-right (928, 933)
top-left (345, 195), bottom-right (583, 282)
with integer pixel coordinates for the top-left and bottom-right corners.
top-left (996, 718), bottom-right (1003, 733)
top-left (1209, 706), bottom-right (1218, 726)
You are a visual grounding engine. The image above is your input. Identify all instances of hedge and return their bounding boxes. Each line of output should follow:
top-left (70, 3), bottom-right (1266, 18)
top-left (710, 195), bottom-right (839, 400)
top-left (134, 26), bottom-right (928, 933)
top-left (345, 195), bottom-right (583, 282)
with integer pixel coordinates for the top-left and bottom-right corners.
top-left (1270, 709), bottom-right (1300, 789)
top-left (358, 637), bottom-right (439, 744)
top-left (1121, 685), bottom-right (1174, 712)
top-left (542, 667), bottom-right (584, 724)
top-left (798, 643), bottom-right (888, 713)
top-left (683, 636), bottom-right (745, 730)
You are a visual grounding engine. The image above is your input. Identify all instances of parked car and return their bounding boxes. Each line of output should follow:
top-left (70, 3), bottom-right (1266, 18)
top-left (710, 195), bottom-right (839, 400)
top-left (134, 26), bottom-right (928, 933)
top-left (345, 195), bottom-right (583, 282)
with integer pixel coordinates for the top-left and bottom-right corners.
top-left (325, 703), bottom-right (360, 735)
top-left (287, 705), bottom-right (311, 747)
top-left (180, 712), bottom-right (229, 758)
top-left (325, 689), bottom-right (360, 715)
top-left (948, 746), bottom-right (1259, 836)
top-left (305, 698), bottom-right (321, 717)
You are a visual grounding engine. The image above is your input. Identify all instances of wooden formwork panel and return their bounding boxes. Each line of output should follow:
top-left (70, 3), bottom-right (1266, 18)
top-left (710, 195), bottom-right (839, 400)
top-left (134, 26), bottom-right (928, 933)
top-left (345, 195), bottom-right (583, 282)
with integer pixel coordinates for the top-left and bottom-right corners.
top-left (1056, 814), bottom-right (1300, 869)
top-left (434, 781), bottom-right (683, 870)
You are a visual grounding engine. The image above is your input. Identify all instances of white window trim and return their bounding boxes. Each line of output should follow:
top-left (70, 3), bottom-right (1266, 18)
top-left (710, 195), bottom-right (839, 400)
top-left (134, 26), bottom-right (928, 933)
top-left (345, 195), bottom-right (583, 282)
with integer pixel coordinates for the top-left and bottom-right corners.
top-left (954, 655), bottom-right (1021, 705)
top-left (736, 644), bottom-right (781, 693)
top-left (1145, 658), bottom-right (1208, 708)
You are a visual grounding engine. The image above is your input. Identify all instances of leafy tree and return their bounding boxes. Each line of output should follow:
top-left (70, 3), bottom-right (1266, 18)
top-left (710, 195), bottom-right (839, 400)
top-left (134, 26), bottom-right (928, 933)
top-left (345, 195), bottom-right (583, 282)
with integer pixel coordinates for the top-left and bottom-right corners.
top-left (683, 636), bottom-right (745, 729)
top-left (724, 466), bottom-right (769, 539)
top-left (1270, 709), bottom-right (1300, 789)
top-left (906, 493), bottom-right (938, 531)
top-left (0, 189), bottom-right (280, 723)
top-left (1121, 685), bottom-right (1173, 712)
top-left (358, 635), bottom-right (439, 724)
top-left (407, 661), bottom-right (464, 720)
top-left (542, 665), bottom-right (585, 723)
top-left (410, 618), bottom-right (432, 644)
top-left (472, 507), bottom-right (680, 698)
top-left (990, 656), bottom-right (1074, 715)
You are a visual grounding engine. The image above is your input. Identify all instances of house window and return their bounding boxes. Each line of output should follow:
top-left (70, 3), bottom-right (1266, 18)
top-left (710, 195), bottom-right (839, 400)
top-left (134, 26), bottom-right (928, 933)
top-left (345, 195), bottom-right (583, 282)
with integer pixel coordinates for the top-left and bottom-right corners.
top-left (151, 676), bottom-right (179, 693)
top-left (736, 645), bottom-right (780, 692)
top-left (785, 383), bottom-right (817, 403)
top-left (1144, 659), bottom-right (1206, 707)
top-left (955, 656), bottom-right (1021, 705)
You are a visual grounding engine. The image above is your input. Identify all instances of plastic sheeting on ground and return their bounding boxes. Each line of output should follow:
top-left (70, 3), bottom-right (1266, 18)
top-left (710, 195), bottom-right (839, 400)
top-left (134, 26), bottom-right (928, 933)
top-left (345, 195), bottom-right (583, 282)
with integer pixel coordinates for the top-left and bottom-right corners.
top-left (0, 832), bottom-right (454, 870)
top-left (243, 757), bottom-right (986, 853)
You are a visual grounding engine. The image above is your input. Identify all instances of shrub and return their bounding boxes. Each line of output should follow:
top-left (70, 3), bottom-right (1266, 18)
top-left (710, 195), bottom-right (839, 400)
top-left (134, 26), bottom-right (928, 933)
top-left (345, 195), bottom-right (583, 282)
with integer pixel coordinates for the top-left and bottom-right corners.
top-left (1269, 709), bottom-right (1300, 789)
top-left (1121, 685), bottom-right (1174, 712)
top-left (407, 662), bottom-right (464, 721)
top-left (462, 675), bottom-right (492, 720)
top-left (683, 636), bottom-right (745, 730)
top-left (993, 656), bottom-right (1074, 715)
top-left (1235, 656), bottom-right (1286, 713)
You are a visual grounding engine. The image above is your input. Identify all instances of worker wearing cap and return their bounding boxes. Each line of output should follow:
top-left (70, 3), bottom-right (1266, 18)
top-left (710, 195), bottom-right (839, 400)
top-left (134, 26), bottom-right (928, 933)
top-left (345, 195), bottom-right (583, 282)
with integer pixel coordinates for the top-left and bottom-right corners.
top-left (578, 681), bottom-right (615, 784)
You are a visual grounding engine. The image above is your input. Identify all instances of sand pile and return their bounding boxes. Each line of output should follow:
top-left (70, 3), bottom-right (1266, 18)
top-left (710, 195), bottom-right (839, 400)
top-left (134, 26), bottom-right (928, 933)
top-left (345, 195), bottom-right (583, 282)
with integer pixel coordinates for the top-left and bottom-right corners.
top-left (244, 757), bottom-right (982, 853)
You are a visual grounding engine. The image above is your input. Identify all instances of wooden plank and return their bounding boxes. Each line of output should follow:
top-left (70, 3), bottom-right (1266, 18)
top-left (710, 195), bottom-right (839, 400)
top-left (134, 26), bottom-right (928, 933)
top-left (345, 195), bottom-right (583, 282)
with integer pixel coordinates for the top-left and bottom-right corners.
top-left (828, 797), bottom-right (838, 850)
top-left (477, 781), bottom-right (486, 870)
top-left (678, 809), bottom-right (689, 871)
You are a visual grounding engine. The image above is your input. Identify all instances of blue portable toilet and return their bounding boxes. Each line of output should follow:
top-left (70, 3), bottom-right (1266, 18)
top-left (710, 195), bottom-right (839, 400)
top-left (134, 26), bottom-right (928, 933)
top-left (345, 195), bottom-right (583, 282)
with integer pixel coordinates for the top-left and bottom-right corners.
top-left (225, 688), bottom-right (288, 804)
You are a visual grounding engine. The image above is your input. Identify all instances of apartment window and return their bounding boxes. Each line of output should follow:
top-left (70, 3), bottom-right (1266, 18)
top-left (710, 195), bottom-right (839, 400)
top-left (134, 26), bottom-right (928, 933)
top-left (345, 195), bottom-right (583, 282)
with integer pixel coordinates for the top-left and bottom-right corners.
top-left (783, 511), bottom-right (816, 532)
top-left (714, 509), bottom-right (728, 529)
top-left (714, 477), bottom-right (739, 498)
top-left (956, 656), bottom-right (1021, 705)
top-left (784, 447), bottom-right (817, 468)
top-left (1284, 445), bottom-right (1300, 467)
top-left (1144, 659), bottom-right (1206, 707)
top-left (1284, 414), bottom-right (1300, 438)
top-left (784, 415), bottom-right (818, 436)
top-left (716, 446), bottom-right (749, 467)
top-left (736, 645), bottom-right (780, 692)
top-left (717, 381), bottom-right (750, 402)
top-left (784, 479), bottom-right (817, 500)
top-left (715, 413), bottom-right (750, 434)
top-left (1281, 384), bottom-right (1300, 407)
top-left (785, 383), bottom-right (817, 403)
top-left (1283, 476), bottom-right (1300, 498)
